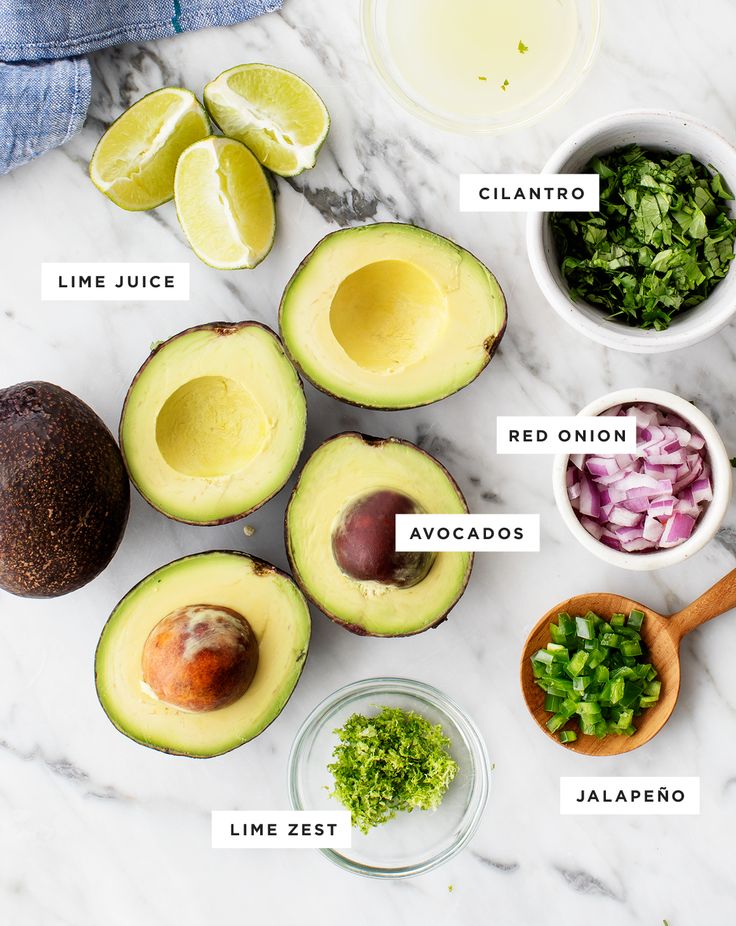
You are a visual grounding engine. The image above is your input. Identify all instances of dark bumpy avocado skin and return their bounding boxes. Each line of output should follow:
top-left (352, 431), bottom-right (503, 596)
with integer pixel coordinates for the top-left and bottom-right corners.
top-left (0, 382), bottom-right (130, 598)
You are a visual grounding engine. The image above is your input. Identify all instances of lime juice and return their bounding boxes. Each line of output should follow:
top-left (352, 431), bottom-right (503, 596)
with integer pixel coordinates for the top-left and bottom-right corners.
top-left (386, 0), bottom-right (579, 121)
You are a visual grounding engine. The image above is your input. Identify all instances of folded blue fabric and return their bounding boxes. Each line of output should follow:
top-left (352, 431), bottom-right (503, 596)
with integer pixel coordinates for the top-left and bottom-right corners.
top-left (0, 0), bottom-right (283, 174)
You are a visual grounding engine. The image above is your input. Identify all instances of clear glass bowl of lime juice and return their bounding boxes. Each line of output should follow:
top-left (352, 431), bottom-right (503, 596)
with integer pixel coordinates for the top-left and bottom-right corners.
top-left (362, 0), bottom-right (601, 134)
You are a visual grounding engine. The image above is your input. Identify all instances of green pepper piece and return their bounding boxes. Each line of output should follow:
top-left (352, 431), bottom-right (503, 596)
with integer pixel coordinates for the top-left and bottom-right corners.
top-left (610, 612), bottom-right (626, 628)
top-left (628, 609), bottom-right (645, 630)
top-left (645, 680), bottom-right (661, 699)
top-left (579, 717), bottom-right (597, 736)
top-left (575, 616), bottom-right (595, 640)
top-left (544, 694), bottom-right (563, 712)
top-left (610, 676), bottom-right (625, 705)
top-left (621, 639), bottom-right (643, 658)
top-left (532, 649), bottom-right (554, 666)
top-left (566, 650), bottom-right (590, 677)
top-left (559, 730), bottom-right (577, 744)
top-left (549, 623), bottom-right (568, 645)
top-left (557, 612), bottom-right (576, 636)
top-left (546, 711), bottom-right (569, 734)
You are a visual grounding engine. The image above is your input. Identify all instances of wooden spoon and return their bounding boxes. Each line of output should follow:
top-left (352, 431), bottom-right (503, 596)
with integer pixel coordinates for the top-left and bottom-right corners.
top-left (520, 568), bottom-right (736, 756)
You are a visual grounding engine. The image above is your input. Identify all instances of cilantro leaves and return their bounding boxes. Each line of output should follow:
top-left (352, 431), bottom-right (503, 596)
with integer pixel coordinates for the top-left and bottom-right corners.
top-left (328, 706), bottom-right (458, 833)
top-left (551, 145), bottom-right (736, 330)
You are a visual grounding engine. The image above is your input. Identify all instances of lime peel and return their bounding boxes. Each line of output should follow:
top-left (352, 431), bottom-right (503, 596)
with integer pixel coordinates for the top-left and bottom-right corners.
top-left (328, 706), bottom-right (458, 834)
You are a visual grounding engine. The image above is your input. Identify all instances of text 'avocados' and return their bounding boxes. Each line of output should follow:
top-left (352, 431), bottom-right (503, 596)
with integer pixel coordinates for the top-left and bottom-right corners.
top-left (285, 432), bottom-right (473, 636)
top-left (120, 322), bottom-right (307, 525)
top-left (279, 223), bottom-right (507, 409)
top-left (95, 551), bottom-right (311, 757)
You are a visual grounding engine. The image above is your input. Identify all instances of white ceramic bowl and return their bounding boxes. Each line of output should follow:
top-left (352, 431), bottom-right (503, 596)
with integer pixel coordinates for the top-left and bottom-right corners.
top-left (527, 111), bottom-right (736, 352)
top-left (552, 388), bottom-right (733, 571)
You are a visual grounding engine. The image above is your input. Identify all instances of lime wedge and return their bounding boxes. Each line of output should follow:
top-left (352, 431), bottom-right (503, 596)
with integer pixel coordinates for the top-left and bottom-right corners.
top-left (174, 136), bottom-right (276, 271)
top-left (90, 88), bottom-right (210, 211)
top-left (204, 64), bottom-right (329, 177)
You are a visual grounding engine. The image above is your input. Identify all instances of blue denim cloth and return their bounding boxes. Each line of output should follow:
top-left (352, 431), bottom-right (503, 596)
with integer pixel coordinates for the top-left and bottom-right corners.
top-left (0, 0), bottom-right (282, 174)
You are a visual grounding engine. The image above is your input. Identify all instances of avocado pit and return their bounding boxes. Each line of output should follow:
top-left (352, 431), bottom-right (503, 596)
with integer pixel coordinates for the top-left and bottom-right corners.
top-left (331, 489), bottom-right (434, 589)
top-left (141, 604), bottom-right (259, 712)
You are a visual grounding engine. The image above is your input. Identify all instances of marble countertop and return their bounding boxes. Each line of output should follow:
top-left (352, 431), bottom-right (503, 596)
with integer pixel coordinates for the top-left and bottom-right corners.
top-left (2, 0), bottom-right (736, 923)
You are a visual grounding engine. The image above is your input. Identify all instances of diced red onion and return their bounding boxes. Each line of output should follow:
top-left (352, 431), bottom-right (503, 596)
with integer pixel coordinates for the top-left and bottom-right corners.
top-left (567, 402), bottom-right (711, 554)
top-left (659, 512), bottom-right (696, 547)
top-left (579, 475), bottom-right (600, 518)
top-left (586, 456), bottom-right (621, 477)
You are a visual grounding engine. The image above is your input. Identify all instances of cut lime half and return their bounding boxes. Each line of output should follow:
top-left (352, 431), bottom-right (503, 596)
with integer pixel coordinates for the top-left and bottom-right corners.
top-left (90, 88), bottom-right (210, 211)
top-left (174, 136), bottom-right (276, 271)
top-left (204, 64), bottom-right (330, 178)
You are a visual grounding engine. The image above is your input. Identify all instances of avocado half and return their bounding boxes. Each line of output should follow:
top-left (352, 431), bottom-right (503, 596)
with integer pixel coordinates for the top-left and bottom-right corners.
top-left (0, 382), bottom-right (129, 598)
top-left (95, 551), bottom-right (311, 757)
top-left (285, 432), bottom-right (473, 636)
top-left (279, 223), bottom-right (507, 410)
top-left (120, 322), bottom-right (307, 525)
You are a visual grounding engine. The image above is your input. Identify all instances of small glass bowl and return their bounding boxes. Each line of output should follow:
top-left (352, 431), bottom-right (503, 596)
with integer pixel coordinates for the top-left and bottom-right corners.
top-left (361, 0), bottom-right (601, 135)
top-left (288, 677), bottom-right (490, 879)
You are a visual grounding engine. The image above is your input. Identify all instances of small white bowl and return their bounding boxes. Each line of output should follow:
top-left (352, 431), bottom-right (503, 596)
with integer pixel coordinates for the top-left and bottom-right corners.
top-left (527, 111), bottom-right (736, 353)
top-left (552, 388), bottom-right (733, 571)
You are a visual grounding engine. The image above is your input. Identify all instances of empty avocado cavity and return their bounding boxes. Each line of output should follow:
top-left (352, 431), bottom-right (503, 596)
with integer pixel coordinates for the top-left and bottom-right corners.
top-left (120, 322), bottom-right (306, 524)
top-left (280, 223), bottom-right (507, 409)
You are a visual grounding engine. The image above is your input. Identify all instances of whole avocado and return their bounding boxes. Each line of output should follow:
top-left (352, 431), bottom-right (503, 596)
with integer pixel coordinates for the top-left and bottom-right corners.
top-left (0, 382), bottom-right (130, 597)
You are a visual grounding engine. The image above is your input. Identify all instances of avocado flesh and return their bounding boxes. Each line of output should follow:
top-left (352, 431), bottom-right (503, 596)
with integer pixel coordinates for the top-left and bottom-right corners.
top-left (95, 551), bottom-right (311, 757)
top-left (120, 323), bottom-right (306, 524)
top-left (279, 223), bottom-right (507, 409)
top-left (0, 382), bottom-right (129, 598)
top-left (286, 433), bottom-right (472, 636)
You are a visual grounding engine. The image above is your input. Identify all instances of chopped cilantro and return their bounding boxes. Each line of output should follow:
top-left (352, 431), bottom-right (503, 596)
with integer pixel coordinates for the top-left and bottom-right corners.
top-left (478, 75), bottom-right (488, 81)
top-left (551, 145), bottom-right (736, 330)
top-left (731, 458), bottom-right (736, 468)
top-left (518, 40), bottom-right (529, 53)
top-left (501, 79), bottom-right (510, 91)
top-left (328, 706), bottom-right (458, 834)
top-left (448, 885), bottom-right (454, 893)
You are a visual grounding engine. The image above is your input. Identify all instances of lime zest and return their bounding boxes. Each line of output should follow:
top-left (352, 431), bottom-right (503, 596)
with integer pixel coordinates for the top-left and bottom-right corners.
top-left (328, 706), bottom-right (458, 834)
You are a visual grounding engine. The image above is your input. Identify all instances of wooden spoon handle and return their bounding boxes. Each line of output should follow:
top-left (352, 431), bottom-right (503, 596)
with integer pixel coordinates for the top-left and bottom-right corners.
top-left (669, 567), bottom-right (736, 640)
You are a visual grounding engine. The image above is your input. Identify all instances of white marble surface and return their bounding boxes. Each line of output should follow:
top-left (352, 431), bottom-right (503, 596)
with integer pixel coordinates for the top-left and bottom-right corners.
top-left (2, 0), bottom-right (736, 923)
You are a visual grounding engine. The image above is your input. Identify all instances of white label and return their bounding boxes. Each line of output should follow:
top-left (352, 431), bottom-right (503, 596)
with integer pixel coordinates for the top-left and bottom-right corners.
top-left (395, 514), bottom-right (540, 552)
top-left (560, 777), bottom-right (700, 815)
top-left (211, 811), bottom-right (352, 849)
top-left (41, 262), bottom-right (190, 301)
top-left (497, 416), bottom-right (638, 454)
top-left (460, 174), bottom-right (600, 212)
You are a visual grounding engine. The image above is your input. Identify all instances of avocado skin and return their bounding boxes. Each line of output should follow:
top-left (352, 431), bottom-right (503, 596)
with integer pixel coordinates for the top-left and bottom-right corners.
top-left (0, 382), bottom-right (130, 598)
